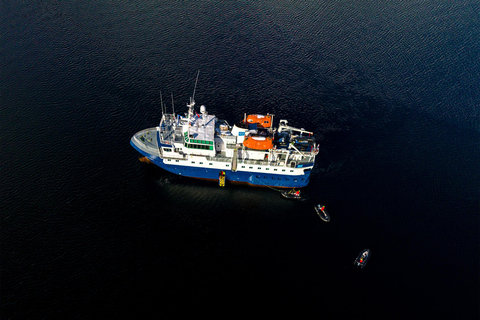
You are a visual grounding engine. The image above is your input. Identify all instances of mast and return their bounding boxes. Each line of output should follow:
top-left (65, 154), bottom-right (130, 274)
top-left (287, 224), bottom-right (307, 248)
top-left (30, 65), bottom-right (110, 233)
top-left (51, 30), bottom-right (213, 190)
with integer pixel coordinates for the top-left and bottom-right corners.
top-left (187, 70), bottom-right (200, 120)
top-left (192, 70), bottom-right (200, 102)
top-left (159, 91), bottom-right (166, 128)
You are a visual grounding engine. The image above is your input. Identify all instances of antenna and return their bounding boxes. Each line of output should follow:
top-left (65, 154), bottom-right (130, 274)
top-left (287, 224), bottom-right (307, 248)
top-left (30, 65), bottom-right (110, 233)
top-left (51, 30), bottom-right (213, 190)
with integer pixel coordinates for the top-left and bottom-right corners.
top-left (171, 93), bottom-right (175, 117)
top-left (192, 70), bottom-right (200, 102)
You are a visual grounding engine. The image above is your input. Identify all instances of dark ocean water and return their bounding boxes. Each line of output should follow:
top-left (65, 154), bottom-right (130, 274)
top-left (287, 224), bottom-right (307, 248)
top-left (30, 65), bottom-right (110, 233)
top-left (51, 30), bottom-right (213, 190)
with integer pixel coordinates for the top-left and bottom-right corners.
top-left (1, 1), bottom-right (479, 319)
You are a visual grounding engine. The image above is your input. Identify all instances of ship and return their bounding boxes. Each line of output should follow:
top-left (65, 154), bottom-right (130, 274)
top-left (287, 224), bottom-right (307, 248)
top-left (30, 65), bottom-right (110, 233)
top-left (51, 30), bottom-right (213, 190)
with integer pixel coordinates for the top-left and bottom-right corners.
top-left (130, 90), bottom-right (319, 188)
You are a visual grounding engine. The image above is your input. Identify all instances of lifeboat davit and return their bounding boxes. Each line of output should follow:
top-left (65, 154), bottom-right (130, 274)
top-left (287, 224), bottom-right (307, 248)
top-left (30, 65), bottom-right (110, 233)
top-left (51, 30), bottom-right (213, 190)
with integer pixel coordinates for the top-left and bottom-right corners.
top-left (246, 114), bottom-right (272, 128)
top-left (243, 135), bottom-right (274, 150)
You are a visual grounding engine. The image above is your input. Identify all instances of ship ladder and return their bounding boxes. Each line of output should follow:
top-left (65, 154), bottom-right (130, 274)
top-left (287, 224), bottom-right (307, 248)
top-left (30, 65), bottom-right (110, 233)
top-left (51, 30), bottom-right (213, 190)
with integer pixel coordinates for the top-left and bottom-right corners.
top-left (232, 148), bottom-right (238, 172)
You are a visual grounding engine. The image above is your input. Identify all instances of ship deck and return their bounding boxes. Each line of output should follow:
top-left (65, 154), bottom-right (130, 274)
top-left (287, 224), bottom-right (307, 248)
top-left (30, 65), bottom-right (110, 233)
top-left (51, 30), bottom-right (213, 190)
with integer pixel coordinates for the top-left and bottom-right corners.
top-left (131, 128), bottom-right (160, 157)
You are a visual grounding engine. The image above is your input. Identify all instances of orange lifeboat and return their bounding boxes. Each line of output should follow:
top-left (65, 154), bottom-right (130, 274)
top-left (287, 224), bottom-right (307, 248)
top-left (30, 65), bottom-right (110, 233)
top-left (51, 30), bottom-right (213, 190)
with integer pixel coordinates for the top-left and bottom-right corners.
top-left (246, 114), bottom-right (272, 128)
top-left (243, 135), bottom-right (274, 150)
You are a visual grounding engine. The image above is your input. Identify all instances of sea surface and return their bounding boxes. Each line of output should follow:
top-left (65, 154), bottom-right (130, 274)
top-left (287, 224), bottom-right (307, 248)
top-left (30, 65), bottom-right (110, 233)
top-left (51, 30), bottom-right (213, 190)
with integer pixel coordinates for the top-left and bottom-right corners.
top-left (1, 1), bottom-right (479, 319)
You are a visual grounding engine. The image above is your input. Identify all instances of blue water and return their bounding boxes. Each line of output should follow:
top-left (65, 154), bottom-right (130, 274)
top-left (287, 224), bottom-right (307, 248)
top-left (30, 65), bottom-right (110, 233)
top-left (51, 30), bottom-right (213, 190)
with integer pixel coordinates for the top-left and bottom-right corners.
top-left (1, 1), bottom-right (479, 318)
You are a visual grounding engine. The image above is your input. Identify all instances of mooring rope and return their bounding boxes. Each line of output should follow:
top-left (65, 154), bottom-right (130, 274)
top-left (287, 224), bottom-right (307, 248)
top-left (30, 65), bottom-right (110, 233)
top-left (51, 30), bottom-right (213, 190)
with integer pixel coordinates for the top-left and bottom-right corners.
top-left (251, 176), bottom-right (285, 193)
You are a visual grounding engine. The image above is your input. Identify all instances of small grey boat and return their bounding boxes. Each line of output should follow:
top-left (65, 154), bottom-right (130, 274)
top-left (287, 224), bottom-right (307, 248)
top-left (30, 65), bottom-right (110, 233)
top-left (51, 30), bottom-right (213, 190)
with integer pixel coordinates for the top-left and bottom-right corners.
top-left (354, 249), bottom-right (370, 269)
top-left (314, 204), bottom-right (330, 222)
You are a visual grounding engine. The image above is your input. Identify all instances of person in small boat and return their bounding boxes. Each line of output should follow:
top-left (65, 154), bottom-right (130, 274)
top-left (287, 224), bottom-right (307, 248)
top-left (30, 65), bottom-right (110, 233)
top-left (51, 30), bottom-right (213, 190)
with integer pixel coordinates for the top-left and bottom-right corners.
top-left (288, 188), bottom-right (300, 196)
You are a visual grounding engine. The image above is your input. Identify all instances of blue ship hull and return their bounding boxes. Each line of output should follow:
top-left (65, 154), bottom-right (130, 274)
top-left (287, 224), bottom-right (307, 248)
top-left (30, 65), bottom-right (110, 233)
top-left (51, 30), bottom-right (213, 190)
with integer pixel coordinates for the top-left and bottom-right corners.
top-left (131, 140), bottom-right (312, 188)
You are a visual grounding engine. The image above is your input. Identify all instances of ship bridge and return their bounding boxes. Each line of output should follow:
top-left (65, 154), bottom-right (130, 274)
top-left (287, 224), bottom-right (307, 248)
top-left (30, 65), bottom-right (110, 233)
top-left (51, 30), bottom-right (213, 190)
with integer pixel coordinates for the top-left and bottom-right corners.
top-left (186, 113), bottom-right (215, 141)
top-left (182, 112), bottom-right (216, 153)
